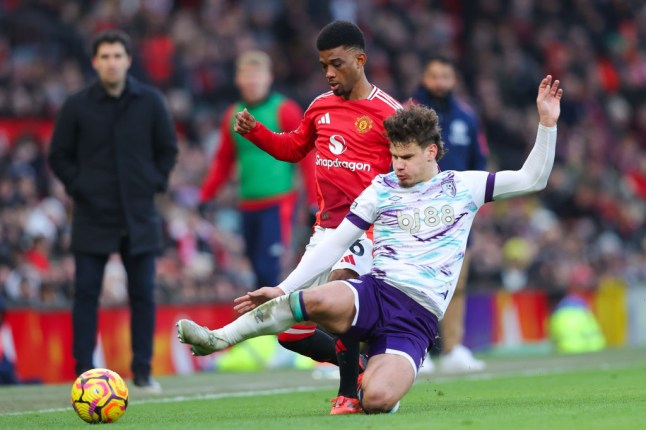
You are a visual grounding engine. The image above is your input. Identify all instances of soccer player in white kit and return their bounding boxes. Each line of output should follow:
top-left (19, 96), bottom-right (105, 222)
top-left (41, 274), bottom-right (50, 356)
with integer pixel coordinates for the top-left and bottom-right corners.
top-left (177, 75), bottom-right (562, 414)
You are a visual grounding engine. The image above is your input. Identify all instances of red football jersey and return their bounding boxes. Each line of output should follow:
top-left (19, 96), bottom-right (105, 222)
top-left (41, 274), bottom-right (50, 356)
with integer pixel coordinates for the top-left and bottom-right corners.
top-left (244, 86), bottom-right (401, 228)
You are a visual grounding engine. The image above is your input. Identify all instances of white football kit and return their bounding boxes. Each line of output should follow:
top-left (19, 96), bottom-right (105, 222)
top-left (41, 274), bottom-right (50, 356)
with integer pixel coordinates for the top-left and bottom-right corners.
top-left (346, 169), bottom-right (492, 319)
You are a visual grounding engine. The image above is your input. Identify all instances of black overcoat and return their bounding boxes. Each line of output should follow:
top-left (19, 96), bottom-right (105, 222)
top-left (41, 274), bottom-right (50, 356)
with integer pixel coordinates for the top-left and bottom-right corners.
top-left (48, 76), bottom-right (178, 255)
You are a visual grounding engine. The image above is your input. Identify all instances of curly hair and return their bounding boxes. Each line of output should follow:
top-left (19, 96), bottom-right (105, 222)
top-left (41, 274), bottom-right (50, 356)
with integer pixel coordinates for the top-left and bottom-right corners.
top-left (316, 20), bottom-right (365, 52)
top-left (384, 104), bottom-right (446, 161)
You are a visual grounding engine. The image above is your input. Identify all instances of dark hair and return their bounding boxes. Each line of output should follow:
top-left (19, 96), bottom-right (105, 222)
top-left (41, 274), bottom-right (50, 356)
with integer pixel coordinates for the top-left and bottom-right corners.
top-left (91, 29), bottom-right (132, 57)
top-left (423, 53), bottom-right (455, 69)
top-left (316, 20), bottom-right (365, 52)
top-left (384, 104), bottom-right (446, 161)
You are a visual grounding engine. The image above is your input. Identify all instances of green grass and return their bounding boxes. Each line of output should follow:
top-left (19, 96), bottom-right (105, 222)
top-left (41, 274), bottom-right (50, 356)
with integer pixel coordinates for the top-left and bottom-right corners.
top-left (1, 347), bottom-right (645, 429)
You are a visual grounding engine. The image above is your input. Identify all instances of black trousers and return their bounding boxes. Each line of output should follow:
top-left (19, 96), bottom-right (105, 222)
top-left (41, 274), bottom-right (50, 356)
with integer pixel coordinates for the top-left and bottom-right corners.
top-left (72, 238), bottom-right (156, 379)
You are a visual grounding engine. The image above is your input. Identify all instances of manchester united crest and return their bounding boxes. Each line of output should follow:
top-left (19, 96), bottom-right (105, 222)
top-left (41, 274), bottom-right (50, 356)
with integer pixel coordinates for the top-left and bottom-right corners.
top-left (354, 115), bottom-right (373, 134)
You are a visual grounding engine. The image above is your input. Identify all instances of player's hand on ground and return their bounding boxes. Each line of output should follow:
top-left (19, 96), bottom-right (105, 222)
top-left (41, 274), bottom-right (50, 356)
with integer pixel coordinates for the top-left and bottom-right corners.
top-left (536, 75), bottom-right (563, 128)
top-left (233, 109), bottom-right (257, 134)
top-left (233, 286), bottom-right (285, 314)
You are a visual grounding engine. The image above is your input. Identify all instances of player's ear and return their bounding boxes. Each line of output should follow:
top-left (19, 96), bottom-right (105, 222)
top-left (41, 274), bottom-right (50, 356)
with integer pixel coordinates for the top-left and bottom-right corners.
top-left (427, 144), bottom-right (437, 161)
top-left (355, 52), bottom-right (367, 67)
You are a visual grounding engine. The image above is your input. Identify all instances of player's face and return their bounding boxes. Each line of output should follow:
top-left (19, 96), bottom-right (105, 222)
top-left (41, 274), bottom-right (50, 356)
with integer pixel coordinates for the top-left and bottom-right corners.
top-left (390, 142), bottom-right (438, 187)
top-left (235, 63), bottom-right (272, 104)
top-left (422, 61), bottom-right (456, 98)
top-left (319, 46), bottom-right (365, 98)
top-left (92, 43), bottom-right (131, 89)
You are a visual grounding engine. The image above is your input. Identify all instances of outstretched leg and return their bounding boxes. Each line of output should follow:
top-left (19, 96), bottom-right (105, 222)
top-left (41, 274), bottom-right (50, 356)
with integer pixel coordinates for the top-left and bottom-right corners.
top-left (177, 281), bottom-right (356, 356)
top-left (177, 293), bottom-right (301, 356)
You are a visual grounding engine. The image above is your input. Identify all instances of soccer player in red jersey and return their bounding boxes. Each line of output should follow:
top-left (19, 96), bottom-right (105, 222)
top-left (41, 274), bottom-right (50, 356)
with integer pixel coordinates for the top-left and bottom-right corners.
top-left (234, 20), bottom-right (401, 415)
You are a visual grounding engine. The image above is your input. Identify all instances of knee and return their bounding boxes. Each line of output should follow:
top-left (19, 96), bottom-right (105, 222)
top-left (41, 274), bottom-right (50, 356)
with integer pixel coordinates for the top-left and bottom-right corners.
top-left (360, 387), bottom-right (400, 414)
top-left (302, 290), bottom-right (332, 316)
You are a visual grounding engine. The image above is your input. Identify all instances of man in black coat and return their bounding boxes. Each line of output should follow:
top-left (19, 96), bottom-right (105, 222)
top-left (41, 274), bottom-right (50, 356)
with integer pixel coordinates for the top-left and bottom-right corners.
top-left (48, 29), bottom-right (177, 392)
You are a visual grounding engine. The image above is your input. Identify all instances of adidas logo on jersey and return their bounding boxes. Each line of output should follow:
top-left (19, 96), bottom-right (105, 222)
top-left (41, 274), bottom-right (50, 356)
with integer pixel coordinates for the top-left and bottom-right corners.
top-left (317, 112), bottom-right (331, 124)
top-left (340, 255), bottom-right (356, 265)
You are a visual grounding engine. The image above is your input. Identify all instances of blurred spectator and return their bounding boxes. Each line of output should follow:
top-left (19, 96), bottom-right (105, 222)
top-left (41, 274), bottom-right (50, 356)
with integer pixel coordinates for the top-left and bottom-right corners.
top-left (198, 50), bottom-right (316, 289)
top-left (0, 296), bottom-right (19, 384)
top-left (549, 292), bottom-right (606, 354)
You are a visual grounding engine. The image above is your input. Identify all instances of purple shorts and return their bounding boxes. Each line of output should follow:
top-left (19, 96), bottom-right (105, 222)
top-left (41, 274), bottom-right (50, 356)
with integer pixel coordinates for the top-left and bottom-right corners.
top-left (342, 274), bottom-right (439, 374)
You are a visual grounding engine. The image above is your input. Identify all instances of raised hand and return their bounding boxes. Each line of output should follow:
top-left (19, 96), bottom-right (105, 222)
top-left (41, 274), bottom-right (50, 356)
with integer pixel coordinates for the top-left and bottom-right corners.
top-left (536, 75), bottom-right (563, 128)
top-left (233, 286), bottom-right (285, 314)
top-left (233, 108), bottom-right (258, 134)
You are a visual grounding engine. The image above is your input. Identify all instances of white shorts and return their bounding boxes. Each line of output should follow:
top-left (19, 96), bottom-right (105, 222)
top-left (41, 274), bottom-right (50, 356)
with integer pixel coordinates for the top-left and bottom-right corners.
top-left (300, 225), bottom-right (373, 289)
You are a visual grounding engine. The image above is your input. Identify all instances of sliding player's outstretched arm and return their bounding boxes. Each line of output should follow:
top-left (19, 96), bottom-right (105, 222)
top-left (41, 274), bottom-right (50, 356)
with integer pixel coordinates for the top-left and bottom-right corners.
top-left (492, 75), bottom-right (563, 200)
top-left (234, 218), bottom-right (365, 313)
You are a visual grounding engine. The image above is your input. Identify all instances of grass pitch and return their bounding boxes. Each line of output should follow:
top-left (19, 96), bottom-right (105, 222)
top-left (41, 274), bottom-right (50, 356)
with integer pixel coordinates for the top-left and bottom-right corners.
top-left (1, 346), bottom-right (645, 429)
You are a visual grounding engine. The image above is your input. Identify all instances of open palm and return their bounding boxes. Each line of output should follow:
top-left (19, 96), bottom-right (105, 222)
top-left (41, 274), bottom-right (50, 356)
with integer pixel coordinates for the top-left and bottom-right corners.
top-left (536, 75), bottom-right (563, 128)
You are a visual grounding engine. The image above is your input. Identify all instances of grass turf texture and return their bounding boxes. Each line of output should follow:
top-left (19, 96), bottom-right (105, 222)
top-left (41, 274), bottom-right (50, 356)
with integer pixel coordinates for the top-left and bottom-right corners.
top-left (1, 347), bottom-right (644, 429)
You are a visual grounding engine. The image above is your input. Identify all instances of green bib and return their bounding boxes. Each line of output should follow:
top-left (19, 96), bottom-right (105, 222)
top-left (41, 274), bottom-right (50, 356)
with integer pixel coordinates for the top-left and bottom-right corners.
top-left (231, 94), bottom-right (295, 200)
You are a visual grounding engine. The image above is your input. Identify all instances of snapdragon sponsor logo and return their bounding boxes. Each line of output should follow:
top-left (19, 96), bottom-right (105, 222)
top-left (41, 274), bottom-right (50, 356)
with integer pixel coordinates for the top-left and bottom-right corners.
top-left (316, 154), bottom-right (372, 172)
top-left (328, 135), bottom-right (347, 155)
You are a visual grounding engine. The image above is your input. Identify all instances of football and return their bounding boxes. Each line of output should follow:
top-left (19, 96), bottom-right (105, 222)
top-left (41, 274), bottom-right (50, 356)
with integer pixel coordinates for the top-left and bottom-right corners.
top-left (70, 368), bottom-right (129, 424)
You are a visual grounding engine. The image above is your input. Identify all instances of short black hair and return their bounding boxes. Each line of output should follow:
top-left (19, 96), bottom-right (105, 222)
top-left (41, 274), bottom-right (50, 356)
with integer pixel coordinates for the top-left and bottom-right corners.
top-left (316, 20), bottom-right (365, 52)
top-left (91, 29), bottom-right (132, 57)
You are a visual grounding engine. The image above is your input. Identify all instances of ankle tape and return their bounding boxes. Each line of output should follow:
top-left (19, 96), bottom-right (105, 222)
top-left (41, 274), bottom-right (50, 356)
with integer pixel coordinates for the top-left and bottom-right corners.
top-left (288, 292), bottom-right (309, 322)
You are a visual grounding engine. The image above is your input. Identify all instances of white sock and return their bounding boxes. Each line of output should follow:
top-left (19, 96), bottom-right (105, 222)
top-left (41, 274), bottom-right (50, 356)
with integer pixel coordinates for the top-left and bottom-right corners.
top-left (219, 294), bottom-right (298, 345)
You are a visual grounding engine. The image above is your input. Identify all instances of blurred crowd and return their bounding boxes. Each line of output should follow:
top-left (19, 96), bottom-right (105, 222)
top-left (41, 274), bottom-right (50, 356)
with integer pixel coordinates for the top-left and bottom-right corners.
top-left (1, 0), bottom-right (646, 308)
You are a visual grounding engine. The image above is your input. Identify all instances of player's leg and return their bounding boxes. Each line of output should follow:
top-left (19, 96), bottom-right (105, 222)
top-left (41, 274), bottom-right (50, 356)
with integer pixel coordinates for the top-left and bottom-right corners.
top-left (279, 238), bottom-right (372, 414)
top-left (439, 251), bottom-right (485, 372)
top-left (72, 252), bottom-right (108, 375)
top-left (276, 271), bottom-right (337, 364)
top-left (177, 281), bottom-right (356, 356)
top-left (326, 267), bottom-right (363, 412)
top-left (278, 323), bottom-right (339, 364)
top-left (290, 280), bottom-right (362, 413)
top-left (350, 276), bottom-right (439, 414)
top-left (359, 353), bottom-right (415, 414)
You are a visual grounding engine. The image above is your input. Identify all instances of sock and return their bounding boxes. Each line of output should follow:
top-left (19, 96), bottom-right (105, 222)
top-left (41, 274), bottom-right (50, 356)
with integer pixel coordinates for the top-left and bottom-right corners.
top-left (336, 337), bottom-right (361, 398)
top-left (278, 326), bottom-right (339, 365)
top-left (220, 293), bottom-right (305, 345)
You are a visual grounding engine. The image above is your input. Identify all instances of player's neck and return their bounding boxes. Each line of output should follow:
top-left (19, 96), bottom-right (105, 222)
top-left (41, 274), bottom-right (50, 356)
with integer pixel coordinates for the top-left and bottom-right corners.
top-left (346, 79), bottom-right (373, 101)
top-left (423, 165), bottom-right (440, 183)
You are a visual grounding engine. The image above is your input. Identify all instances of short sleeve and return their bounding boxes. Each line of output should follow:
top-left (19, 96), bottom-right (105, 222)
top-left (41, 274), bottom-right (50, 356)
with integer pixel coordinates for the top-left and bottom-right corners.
top-left (345, 184), bottom-right (379, 230)
top-left (457, 171), bottom-right (495, 206)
